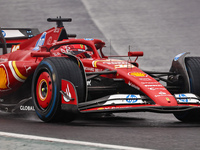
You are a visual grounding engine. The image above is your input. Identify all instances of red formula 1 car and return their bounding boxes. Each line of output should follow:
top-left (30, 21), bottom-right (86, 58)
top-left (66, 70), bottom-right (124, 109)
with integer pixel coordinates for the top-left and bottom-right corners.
top-left (0, 18), bottom-right (200, 122)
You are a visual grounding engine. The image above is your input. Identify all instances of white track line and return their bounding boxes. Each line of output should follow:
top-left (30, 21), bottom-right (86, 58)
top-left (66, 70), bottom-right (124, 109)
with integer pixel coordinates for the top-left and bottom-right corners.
top-left (0, 131), bottom-right (152, 150)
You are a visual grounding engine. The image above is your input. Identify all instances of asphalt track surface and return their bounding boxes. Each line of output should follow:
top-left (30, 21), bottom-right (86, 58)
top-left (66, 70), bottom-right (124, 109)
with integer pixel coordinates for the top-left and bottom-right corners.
top-left (1, 0), bottom-right (200, 149)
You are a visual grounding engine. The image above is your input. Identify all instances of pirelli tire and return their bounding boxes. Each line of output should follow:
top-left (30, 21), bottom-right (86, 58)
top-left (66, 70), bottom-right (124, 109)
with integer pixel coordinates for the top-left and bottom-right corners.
top-left (174, 57), bottom-right (200, 122)
top-left (32, 57), bottom-right (86, 122)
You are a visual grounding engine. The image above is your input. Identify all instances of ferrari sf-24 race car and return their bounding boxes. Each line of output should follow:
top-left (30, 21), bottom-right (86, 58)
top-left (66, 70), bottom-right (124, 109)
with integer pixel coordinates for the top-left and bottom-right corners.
top-left (0, 18), bottom-right (200, 123)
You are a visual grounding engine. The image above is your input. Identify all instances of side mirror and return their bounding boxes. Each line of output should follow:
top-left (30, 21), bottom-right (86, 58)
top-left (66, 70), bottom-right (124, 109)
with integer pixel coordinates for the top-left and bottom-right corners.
top-left (128, 51), bottom-right (143, 57)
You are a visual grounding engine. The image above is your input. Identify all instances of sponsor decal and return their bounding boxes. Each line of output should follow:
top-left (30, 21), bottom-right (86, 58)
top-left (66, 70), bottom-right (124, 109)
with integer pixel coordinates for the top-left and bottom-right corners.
top-left (108, 94), bottom-right (141, 100)
top-left (141, 82), bottom-right (158, 85)
top-left (0, 58), bottom-right (8, 62)
top-left (60, 47), bottom-right (68, 54)
top-left (25, 66), bottom-right (31, 73)
top-left (148, 87), bottom-right (166, 91)
top-left (0, 64), bottom-right (10, 91)
top-left (103, 94), bottom-right (144, 105)
top-left (126, 95), bottom-right (138, 103)
top-left (115, 64), bottom-right (134, 69)
top-left (47, 36), bottom-right (52, 45)
top-left (128, 72), bottom-right (147, 77)
top-left (145, 85), bottom-right (163, 87)
top-left (159, 91), bottom-right (166, 95)
top-left (20, 105), bottom-right (35, 111)
top-left (61, 80), bottom-right (77, 105)
top-left (174, 52), bottom-right (185, 61)
top-left (54, 28), bottom-right (60, 33)
top-left (103, 99), bottom-right (144, 105)
top-left (84, 67), bottom-right (102, 72)
top-left (84, 67), bottom-right (95, 72)
top-left (53, 52), bottom-right (62, 56)
top-left (87, 80), bottom-right (91, 86)
top-left (95, 68), bottom-right (103, 72)
top-left (52, 40), bottom-right (57, 45)
top-left (63, 84), bottom-right (72, 102)
top-left (100, 60), bottom-right (135, 68)
top-left (84, 38), bottom-right (94, 41)
top-left (175, 94), bottom-right (200, 103)
top-left (139, 78), bottom-right (151, 81)
top-left (155, 94), bottom-right (173, 98)
top-left (177, 94), bottom-right (188, 102)
top-left (103, 60), bottom-right (124, 65)
top-left (80, 44), bottom-right (84, 49)
top-left (92, 60), bottom-right (122, 68)
top-left (1, 30), bottom-right (24, 38)
top-left (33, 32), bottom-right (46, 50)
top-left (11, 45), bottom-right (20, 52)
top-left (128, 81), bottom-right (140, 90)
top-left (1, 30), bottom-right (6, 37)
top-left (175, 93), bottom-right (198, 98)
top-left (166, 97), bottom-right (170, 102)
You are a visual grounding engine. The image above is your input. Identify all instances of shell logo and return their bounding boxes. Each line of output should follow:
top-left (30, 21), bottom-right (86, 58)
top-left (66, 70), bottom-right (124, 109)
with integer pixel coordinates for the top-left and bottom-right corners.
top-left (129, 72), bottom-right (147, 77)
top-left (0, 65), bottom-right (10, 90)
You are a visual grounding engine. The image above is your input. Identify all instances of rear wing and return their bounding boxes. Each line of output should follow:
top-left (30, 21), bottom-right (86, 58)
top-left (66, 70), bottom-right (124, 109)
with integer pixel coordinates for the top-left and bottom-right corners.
top-left (1, 28), bottom-right (40, 48)
top-left (0, 17), bottom-right (77, 53)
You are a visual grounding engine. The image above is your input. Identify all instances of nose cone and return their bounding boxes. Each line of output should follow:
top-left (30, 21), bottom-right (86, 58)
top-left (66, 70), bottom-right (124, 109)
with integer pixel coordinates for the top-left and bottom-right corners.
top-left (154, 96), bottom-right (178, 106)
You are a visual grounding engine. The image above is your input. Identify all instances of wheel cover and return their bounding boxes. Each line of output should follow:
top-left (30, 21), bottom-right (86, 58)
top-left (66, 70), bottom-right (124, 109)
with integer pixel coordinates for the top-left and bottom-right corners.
top-left (36, 72), bottom-right (52, 109)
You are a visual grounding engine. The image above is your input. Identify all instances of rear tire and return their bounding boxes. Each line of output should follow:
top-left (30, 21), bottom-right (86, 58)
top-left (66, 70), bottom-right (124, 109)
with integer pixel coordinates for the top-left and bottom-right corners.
top-left (174, 57), bottom-right (200, 122)
top-left (32, 57), bottom-right (86, 122)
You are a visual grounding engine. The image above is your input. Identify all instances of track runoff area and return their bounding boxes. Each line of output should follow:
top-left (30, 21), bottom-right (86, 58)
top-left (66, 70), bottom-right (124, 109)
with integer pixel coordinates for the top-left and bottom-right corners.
top-left (0, 131), bottom-right (151, 150)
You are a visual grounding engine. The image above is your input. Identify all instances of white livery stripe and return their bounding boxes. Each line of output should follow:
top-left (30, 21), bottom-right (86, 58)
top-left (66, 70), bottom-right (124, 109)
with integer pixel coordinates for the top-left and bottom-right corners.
top-left (174, 93), bottom-right (200, 103)
top-left (3, 30), bottom-right (25, 38)
top-left (174, 93), bottom-right (198, 98)
top-left (104, 100), bottom-right (144, 105)
top-left (109, 94), bottom-right (141, 100)
top-left (8, 61), bottom-right (24, 82)
top-left (0, 131), bottom-right (151, 150)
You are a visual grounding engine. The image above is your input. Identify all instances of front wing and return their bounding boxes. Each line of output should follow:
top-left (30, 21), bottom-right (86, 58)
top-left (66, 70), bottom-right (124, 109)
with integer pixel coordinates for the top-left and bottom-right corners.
top-left (77, 93), bottom-right (200, 114)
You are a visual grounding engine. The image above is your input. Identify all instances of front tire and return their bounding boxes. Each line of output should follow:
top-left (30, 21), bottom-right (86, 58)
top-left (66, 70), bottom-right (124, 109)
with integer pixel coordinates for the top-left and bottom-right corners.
top-left (32, 57), bottom-right (86, 122)
top-left (174, 57), bottom-right (200, 122)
